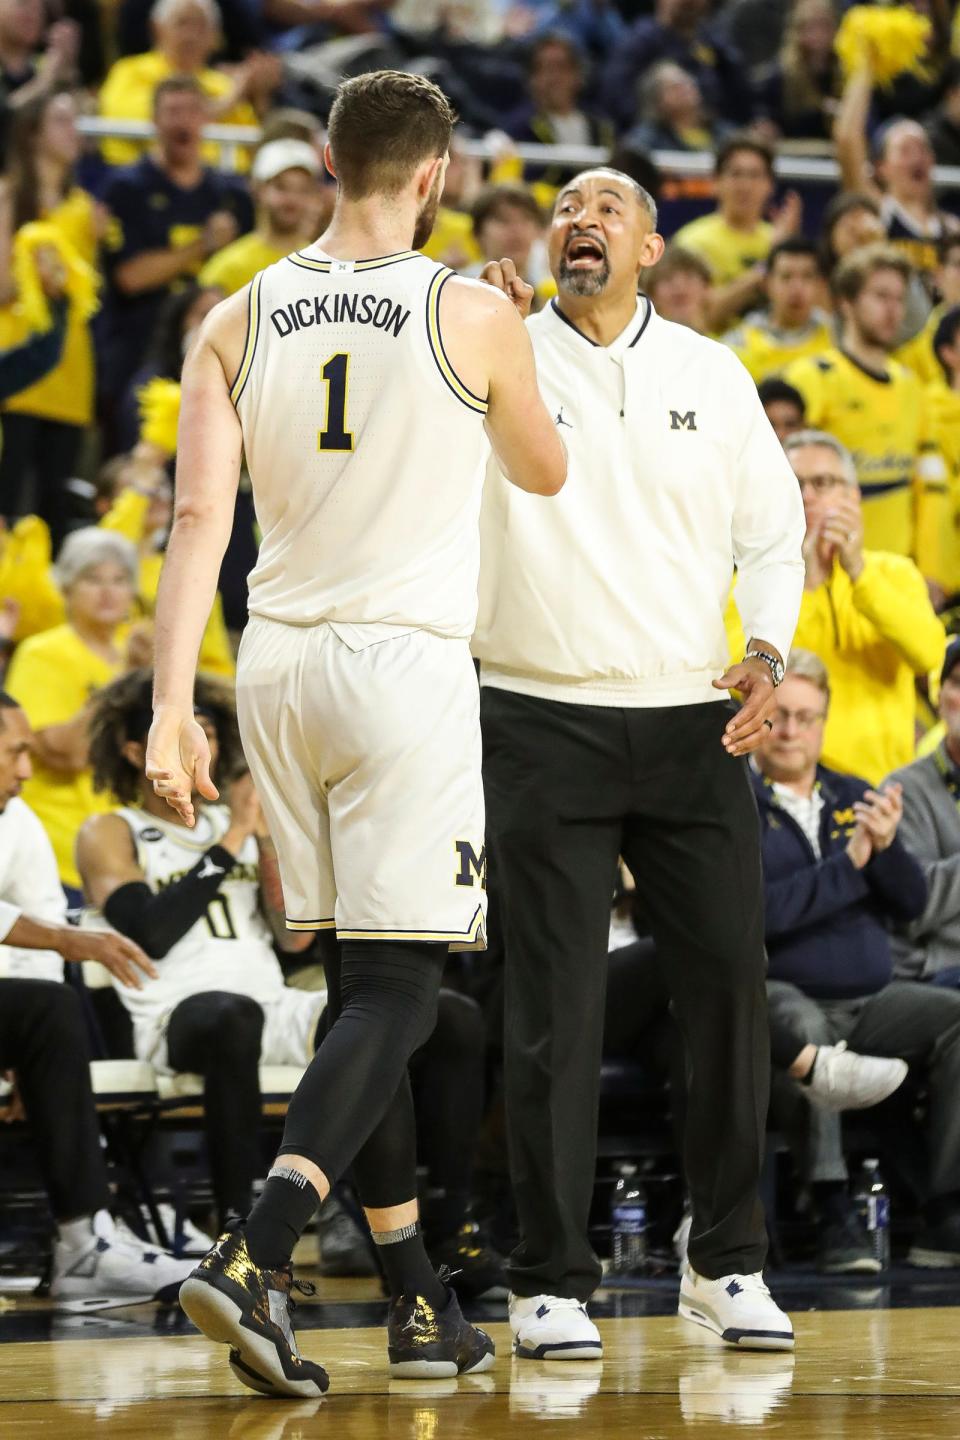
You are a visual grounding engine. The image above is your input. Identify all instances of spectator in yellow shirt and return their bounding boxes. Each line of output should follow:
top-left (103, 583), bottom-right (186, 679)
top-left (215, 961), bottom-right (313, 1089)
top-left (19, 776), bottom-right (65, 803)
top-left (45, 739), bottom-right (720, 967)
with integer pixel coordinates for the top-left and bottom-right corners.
top-left (785, 245), bottom-right (949, 590)
top-left (781, 430), bottom-right (944, 784)
top-left (5, 529), bottom-right (137, 897)
top-left (463, 184), bottom-right (556, 311)
top-left (672, 134), bottom-right (803, 332)
top-left (0, 89), bottom-right (101, 549)
top-left (98, 0), bottom-right (280, 169)
top-left (724, 237), bottom-right (833, 384)
top-left (199, 139), bottom-right (321, 296)
top-left (924, 306), bottom-right (960, 596)
top-left (641, 244), bottom-right (712, 334)
top-left (896, 235), bottom-right (960, 386)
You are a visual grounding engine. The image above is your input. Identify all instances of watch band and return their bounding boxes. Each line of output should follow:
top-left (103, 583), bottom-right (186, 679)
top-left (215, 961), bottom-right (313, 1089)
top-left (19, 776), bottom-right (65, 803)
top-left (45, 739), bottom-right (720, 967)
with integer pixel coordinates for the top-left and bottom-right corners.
top-left (745, 649), bottom-right (783, 686)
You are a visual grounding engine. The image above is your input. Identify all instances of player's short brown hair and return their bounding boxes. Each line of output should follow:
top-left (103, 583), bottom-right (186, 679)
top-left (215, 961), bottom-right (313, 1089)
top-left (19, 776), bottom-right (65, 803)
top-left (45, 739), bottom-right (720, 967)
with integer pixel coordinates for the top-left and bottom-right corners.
top-left (831, 242), bottom-right (911, 301)
top-left (327, 70), bottom-right (457, 199)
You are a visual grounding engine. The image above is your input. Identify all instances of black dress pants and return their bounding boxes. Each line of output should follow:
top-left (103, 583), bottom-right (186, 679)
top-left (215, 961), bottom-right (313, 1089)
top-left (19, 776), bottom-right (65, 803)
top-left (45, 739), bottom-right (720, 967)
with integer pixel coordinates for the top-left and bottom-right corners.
top-left (481, 689), bottom-right (770, 1299)
top-left (0, 979), bottom-right (111, 1220)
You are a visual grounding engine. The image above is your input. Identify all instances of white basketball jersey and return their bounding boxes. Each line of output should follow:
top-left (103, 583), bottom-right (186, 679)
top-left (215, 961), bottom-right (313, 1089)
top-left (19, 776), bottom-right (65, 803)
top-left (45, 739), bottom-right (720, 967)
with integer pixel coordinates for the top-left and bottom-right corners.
top-left (108, 806), bottom-right (286, 1038)
top-left (232, 246), bottom-right (490, 636)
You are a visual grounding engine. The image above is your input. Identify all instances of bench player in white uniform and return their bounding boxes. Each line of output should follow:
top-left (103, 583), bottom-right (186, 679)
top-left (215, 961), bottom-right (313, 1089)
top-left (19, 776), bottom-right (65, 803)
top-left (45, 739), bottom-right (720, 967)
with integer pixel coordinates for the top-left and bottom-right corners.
top-left (77, 670), bottom-right (322, 1231)
top-left (142, 71), bottom-right (566, 1399)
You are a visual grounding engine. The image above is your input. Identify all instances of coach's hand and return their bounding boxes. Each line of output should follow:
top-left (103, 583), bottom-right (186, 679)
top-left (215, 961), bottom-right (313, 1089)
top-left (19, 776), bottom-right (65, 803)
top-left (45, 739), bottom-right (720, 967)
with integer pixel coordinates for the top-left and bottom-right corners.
top-left (145, 705), bottom-right (219, 827)
top-left (58, 928), bottom-right (157, 990)
top-left (479, 258), bottom-right (535, 319)
top-left (713, 659), bottom-right (777, 757)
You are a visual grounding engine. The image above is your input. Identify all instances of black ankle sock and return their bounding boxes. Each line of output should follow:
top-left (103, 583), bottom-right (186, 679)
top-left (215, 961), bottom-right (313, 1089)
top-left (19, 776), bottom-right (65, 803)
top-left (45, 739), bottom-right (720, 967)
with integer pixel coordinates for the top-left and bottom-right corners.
top-left (372, 1221), bottom-right (447, 1306)
top-left (799, 1050), bottom-right (818, 1087)
top-left (245, 1168), bottom-right (321, 1270)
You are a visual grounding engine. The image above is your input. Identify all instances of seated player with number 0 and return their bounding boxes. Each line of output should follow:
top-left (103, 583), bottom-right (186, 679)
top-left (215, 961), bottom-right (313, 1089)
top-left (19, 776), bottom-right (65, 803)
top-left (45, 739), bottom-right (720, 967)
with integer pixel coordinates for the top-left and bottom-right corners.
top-left (76, 670), bottom-right (323, 1233)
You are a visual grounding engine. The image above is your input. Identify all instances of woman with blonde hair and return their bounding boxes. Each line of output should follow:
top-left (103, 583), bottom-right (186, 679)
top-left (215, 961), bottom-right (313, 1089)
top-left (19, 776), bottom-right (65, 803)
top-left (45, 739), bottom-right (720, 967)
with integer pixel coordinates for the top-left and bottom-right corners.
top-left (756, 0), bottom-right (842, 140)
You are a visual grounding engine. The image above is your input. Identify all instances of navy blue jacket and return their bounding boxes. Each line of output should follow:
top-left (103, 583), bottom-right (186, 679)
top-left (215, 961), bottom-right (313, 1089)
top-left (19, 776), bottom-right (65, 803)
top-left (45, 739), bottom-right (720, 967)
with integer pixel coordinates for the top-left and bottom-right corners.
top-left (751, 765), bottom-right (927, 1000)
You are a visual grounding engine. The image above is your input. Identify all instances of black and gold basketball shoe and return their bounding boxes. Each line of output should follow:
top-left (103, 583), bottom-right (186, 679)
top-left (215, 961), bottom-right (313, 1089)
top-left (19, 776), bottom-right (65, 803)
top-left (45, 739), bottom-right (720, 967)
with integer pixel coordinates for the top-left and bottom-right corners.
top-left (179, 1229), bottom-right (329, 1399)
top-left (387, 1277), bottom-right (496, 1378)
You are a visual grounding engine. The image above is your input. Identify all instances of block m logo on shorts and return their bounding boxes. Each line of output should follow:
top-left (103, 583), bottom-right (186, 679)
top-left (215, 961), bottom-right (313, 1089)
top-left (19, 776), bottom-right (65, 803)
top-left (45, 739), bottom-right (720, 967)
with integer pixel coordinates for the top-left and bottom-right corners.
top-left (455, 841), bottom-right (487, 889)
top-left (670, 409), bottom-right (697, 431)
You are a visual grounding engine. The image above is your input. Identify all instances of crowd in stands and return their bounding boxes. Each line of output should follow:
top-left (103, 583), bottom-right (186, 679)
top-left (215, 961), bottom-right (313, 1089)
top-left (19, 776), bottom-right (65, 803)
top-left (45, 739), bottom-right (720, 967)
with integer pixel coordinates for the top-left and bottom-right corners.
top-left (4, 0), bottom-right (960, 1297)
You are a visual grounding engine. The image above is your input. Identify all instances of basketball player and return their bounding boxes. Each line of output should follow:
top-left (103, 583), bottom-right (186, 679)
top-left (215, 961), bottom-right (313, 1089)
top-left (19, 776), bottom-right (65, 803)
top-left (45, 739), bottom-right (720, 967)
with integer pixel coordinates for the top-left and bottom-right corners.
top-left (143, 71), bottom-right (566, 1399)
top-left (476, 169), bottom-right (804, 1358)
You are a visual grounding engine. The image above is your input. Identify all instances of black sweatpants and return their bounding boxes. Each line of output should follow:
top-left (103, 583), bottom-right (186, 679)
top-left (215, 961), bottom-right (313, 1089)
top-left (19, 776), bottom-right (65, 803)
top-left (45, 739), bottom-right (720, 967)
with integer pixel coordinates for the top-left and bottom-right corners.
top-left (0, 979), bottom-right (111, 1220)
top-left (166, 991), bottom-right (267, 1223)
top-left (0, 413), bottom-right (83, 548)
top-left (482, 689), bottom-right (770, 1298)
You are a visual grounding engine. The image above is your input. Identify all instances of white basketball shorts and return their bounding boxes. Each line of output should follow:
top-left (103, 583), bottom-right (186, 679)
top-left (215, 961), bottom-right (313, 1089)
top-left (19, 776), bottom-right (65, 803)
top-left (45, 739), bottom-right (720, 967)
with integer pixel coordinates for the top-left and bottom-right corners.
top-left (236, 617), bottom-right (487, 948)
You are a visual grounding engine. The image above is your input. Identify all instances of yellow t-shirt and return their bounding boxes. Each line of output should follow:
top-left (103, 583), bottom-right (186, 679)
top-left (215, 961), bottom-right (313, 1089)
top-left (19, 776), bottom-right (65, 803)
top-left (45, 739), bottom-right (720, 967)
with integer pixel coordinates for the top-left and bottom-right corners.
top-left (1, 189), bottom-right (97, 427)
top-left (199, 232), bottom-right (294, 296)
top-left (895, 304), bottom-right (945, 387)
top-left (723, 312), bottom-right (834, 384)
top-left (784, 347), bottom-right (949, 582)
top-left (99, 51), bottom-right (258, 169)
top-left (6, 626), bottom-right (122, 886)
top-left (671, 212), bottom-right (775, 286)
top-left (420, 208), bottom-right (483, 270)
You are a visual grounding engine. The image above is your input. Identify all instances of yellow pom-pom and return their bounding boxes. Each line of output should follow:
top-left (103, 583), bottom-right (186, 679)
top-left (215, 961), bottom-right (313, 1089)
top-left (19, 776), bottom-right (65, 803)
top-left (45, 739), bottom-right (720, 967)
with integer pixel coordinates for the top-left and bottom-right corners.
top-left (11, 222), bottom-right (99, 333)
top-left (138, 378), bottom-right (182, 457)
top-left (835, 4), bottom-right (932, 88)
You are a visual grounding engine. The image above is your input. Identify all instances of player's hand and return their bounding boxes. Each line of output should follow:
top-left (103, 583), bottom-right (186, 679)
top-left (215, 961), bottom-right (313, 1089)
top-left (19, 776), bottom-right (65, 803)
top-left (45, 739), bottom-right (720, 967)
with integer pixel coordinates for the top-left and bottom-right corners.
top-left (853, 784), bottom-right (903, 853)
top-left (222, 770), bottom-right (263, 853)
top-left (145, 705), bottom-right (218, 826)
top-left (713, 659), bottom-right (777, 756)
top-left (58, 928), bottom-right (158, 989)
top-left (1, 1071), bottom-right (25, 1124)
top-left (479, 258), bottom-right (535, 319)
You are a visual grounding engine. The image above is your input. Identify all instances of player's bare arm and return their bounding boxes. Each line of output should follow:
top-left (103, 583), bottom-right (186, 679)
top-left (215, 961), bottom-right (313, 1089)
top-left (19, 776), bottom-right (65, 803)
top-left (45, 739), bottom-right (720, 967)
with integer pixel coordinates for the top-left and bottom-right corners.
top-left (440, 275), bottom-right (566, 497)
top-left (76, 811), bottom-right (147, 911)
top-left (146, 289), bottom-right (248, 826)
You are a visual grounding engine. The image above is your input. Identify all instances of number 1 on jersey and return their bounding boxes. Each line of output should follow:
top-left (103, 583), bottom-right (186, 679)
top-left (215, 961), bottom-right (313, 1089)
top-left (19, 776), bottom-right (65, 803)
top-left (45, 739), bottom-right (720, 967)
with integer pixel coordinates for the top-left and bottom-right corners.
top-left (319, 352), bottom-right (354, 452)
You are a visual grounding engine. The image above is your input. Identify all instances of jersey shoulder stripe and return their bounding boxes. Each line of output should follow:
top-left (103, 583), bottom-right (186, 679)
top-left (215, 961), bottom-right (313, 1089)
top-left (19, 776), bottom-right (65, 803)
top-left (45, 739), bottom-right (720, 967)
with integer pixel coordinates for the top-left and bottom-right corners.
top-left (229, 269), bottom-right (264, 407)
top-left (425, 268), bottom-right (488, 416)
top-left (285, 248), bottom-right (422, 274)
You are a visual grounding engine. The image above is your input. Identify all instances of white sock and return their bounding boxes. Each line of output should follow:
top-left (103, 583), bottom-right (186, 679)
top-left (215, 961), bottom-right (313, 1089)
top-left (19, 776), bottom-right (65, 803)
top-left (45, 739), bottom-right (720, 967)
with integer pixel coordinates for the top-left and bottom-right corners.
top-left (57, 1214), bottom-right (95, 1251)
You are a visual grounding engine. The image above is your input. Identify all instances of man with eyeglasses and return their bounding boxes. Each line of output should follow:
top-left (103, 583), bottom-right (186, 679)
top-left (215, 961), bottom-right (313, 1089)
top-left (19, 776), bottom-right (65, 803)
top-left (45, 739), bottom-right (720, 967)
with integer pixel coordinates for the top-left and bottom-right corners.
top-left (783, 428), bottom-right (944, 784)
top-left (753, 648), bottom-right (960, 1273)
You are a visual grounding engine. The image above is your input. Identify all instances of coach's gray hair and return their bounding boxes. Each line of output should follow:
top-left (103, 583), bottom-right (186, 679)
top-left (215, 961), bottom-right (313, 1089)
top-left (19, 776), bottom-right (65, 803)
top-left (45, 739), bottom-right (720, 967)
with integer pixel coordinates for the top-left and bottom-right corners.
top-left (566, 167), bottom-right (658, 230)
top-left (54, 528), bottom-right (138, 593)
top-left (152, 0), bottom-right (221, 27)
top-left (783, 428), bottom-right (857, 486)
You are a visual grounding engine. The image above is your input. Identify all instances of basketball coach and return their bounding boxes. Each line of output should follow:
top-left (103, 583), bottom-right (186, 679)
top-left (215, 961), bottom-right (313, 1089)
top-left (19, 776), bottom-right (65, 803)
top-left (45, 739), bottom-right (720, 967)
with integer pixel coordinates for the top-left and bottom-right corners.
top-left (476, 169), bottom-right (805, 1359)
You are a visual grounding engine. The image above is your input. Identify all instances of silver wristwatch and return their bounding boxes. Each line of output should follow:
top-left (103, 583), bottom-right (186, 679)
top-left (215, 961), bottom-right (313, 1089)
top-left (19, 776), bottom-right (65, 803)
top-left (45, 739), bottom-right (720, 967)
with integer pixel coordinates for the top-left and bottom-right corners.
top-left (745, 649), bottom-right (784, 686)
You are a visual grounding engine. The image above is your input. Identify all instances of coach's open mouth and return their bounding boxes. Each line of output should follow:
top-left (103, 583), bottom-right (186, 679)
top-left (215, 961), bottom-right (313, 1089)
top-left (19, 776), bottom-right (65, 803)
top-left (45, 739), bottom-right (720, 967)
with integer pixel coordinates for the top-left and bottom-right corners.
top-left (564, 235), bottom-right (606, 268)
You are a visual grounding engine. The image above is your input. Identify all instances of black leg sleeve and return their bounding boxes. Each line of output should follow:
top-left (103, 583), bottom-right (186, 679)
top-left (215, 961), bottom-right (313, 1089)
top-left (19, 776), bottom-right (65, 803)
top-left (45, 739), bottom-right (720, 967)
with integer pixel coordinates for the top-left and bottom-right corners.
top-left (0, 979), bottom-right (111, 1220)
top-left (277, 940), bottom-right (445, 1196)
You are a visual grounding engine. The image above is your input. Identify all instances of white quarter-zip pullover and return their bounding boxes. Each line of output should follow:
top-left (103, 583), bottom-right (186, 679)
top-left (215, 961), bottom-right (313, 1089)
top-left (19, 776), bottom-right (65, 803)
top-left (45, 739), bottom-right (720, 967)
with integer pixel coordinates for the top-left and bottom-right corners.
top-left (474, 299), bottom-right (806, 707)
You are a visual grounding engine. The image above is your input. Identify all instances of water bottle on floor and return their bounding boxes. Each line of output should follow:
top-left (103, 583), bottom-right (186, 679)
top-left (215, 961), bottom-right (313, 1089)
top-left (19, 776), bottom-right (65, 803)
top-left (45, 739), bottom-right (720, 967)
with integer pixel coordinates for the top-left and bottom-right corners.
top-left (853, 1158), bottom-right (891, 1270)
top-left (610, 1163), bottom-right (647, 1275)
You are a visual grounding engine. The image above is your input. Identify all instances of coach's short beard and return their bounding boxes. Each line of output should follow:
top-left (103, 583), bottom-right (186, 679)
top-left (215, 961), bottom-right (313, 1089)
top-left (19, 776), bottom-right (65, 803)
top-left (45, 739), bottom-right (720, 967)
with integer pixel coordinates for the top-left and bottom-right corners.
top-left (558, 258), bottom-right (611, 296)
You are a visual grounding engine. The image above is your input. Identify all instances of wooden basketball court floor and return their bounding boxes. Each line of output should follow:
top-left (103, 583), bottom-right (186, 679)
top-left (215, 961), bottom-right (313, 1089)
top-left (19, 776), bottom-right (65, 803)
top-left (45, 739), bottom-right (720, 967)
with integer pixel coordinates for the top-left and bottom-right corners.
top-left (2, 1272), bottom-right (960, 1439)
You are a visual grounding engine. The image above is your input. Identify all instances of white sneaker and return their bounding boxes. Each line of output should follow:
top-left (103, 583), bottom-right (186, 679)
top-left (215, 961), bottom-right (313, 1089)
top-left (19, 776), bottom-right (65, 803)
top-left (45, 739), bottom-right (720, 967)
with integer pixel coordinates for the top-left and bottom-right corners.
top-left (50, 1210), bottom-right (195, 1302)
top-left (145, 1204), bottom-right (217, 1259)
top-left (805, 1042), bottom-right (908, 1111)
top-left (509, 1293), bottom-right (603, 1361)
top-left (679, 1267), bottom-right (794, 1352)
